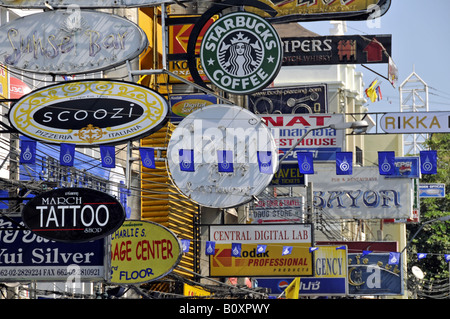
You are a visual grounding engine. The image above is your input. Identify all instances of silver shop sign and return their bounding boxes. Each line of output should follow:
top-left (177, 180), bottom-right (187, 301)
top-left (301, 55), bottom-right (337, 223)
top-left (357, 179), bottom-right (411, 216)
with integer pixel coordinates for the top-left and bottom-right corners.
top-left (0, 9), bottom-right (148, 74)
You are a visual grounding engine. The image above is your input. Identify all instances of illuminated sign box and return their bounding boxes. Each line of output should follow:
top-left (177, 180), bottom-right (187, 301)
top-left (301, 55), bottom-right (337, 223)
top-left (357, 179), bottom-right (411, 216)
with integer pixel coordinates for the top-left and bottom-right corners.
top-left (209, 224), bottom-right (313, 277)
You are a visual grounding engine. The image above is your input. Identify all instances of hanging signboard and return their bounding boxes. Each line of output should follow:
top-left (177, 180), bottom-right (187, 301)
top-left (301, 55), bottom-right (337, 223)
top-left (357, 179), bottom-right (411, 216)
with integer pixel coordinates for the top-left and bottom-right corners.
top-left (245, 0), bottom-right (391, 23)
top-left (281, 35), bottom-right (392, 66)
top-left (209, 224), bottom-right (313, 277)
top-left (249, 197), bottom-right (304, 224)
top-left (380, 111), bottom-right (450, 134)
top-left (9, 80), bottom-right (169, 146)
top-left (248, 85), bottom-right (328, 114)
top-left (0, 216), bottom-right (106, 282)
top-left (0, 0), bottom-right (181, 8)
top-left (109, 220), bottom-right (182, 285)
top-left (169, 94), bottom-right (218, 122)
top-left (419, 183), bottom-right (445, 198)
top-left (309, 164), bottom-right (413, 219)
top-left (167, 104), bottom-right (278, 209)
top-left (270, 163), bottom-right (307, 187)
top-left (255, 245), bottom-right (348, 296)
top-left (387, 157), bottom-right (420, 178)
top-left (200, 11), bottom-right (283, 95)
top-left (21, 187), bottom-right (126, 243)
top-left (0, 10), bottom-right (148, 75)
top-left (259, 113), bottom-right (345, 162)
top-left (348, 253), bottom-right (403, 296)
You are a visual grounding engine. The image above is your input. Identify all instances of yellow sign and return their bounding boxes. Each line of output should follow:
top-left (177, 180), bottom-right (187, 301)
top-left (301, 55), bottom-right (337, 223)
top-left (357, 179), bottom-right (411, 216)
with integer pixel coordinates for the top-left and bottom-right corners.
top-left (315, 246), bottom-right (347, 278)
top-left (110, 220), bottom-right (182, 284)
top-left (183, 284), bottom-right (211, 297)
top-left (209, 224), bottom-right (313, 277)
top-left (246, 0), bottom-right (389, 23)
top-left (0, 64), bottom-right (7, 99)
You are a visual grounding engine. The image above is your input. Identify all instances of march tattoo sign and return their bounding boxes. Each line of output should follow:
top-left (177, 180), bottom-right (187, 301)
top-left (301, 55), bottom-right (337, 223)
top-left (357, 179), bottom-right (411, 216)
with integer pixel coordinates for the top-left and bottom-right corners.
top-left (200, 11), bottom-right (282, 94)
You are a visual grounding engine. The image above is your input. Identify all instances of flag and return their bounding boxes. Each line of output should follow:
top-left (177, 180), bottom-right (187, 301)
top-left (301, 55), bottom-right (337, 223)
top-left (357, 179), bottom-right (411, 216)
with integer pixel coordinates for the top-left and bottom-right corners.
top-left (309, 247), bottom-right (318, 253)
top-left (181, 239), bottom-right (190, 253)
top-left (60, 143), bottom-right (75, 166)
top-left (388, 57), bottom-right (399, 88)
top-left (420, 150), bottom-right (437, 174)
top-left (336, 152), bottom-right (352, 175)
top-left (297, 152), bottom-right (314, 174)
top-left (376, 85), bottom-right (382, 101)
top-left (179, 149), bottom-right (195, 172)
top-left (282, 246), bottom-right (293, 256)
top-left (217, 150), bottom-right (233, 173)
top-left (388, 252), bottom-right (400, 265)
top-left (285, 278), bottom-right (300, 299)
top-left (231, 243), bottom-right (241, 257)
top-left (20, 140), bottom-right (37, 164)
top-left (417, 253), bottom-right (427, 260)
top-left (378, 151), bottom-right (395, 175)
top-left (257, 244), bottom-right (267, 254)
top-left (365, 79), bottom-right (378, 102)
top-left (336, 245), bottom-right (346, 250)
top-left (100, 145), bottom-right (115, 168)
top-left (362, 250), bottom-right (372, 257)
top-left (139, 147), bottom-right (156, 169)
top-left (445, 254), bottom-right (450, 263)
top-left (257, 151), bottom-right (274, 174)
top-left (205, 241), bottom-right (216, 255)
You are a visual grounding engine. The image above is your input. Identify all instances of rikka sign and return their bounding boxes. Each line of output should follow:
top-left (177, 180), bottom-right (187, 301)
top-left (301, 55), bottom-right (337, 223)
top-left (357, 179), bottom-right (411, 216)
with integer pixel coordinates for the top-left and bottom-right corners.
top-left (200, 12), bottom-right (282, 94)
top-left (9, 80), bottom-right (169, 146)
top-left (21, 187), bottom-right (126, 243)
top-left (0, 10), bottom-right (148, 74)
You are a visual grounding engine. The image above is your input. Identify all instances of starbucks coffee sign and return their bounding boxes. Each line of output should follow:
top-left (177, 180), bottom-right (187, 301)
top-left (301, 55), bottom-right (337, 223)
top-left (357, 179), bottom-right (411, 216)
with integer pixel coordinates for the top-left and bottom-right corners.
top-left (200, 12), bottom-right (282, 95)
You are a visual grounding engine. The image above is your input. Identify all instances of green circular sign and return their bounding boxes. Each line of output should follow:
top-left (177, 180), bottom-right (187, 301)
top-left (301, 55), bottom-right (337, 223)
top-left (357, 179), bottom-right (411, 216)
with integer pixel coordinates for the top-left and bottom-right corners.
top-left (200, 12), bottom-right (282, 95)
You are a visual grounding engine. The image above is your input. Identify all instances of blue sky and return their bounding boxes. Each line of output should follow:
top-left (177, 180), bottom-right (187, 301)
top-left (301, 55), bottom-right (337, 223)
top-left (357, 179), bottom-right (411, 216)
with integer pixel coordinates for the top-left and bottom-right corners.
top-left (299, 0), bottom-right (450, 113)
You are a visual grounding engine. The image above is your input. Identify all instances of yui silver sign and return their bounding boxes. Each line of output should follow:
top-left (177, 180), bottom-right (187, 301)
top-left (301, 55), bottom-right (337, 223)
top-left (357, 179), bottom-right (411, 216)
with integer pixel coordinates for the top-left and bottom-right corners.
top-left (0, 9), bottom-right (148, 74)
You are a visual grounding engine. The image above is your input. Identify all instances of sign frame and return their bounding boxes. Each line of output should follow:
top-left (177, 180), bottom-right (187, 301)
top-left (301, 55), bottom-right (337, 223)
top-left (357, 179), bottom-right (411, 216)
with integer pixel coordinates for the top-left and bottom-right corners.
top-left (208, 223), bottom-right (314, 278)
top-left (21, 187), bottom-right (126, 243)
top-left (9, 79), bottom-right (169, 146)
top-left (109, 220), bottom-right (183, 285)
top-left (0, 10), bottom-right (148, 75)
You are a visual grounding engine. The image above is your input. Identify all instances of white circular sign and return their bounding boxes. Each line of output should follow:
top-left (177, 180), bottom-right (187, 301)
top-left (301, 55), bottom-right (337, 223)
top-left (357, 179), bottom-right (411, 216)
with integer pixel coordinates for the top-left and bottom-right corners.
top-left (167, 104), bottom-right (278, 208)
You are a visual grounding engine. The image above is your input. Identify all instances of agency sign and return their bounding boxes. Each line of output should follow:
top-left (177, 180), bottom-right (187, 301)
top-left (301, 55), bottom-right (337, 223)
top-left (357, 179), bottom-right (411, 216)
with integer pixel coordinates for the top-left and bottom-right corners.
top-left (9, 80), bottom-right (169, 146)
top-left (21, 187), bottom-right (126, 243)
top-left (200, 12), bottom-right (282, 94)
top-left (110, 220), bottom-right (182, 284)
top-left (0, 10), bottom-right (148, 74)
top-left (246, 0), bottom-right (391, 23)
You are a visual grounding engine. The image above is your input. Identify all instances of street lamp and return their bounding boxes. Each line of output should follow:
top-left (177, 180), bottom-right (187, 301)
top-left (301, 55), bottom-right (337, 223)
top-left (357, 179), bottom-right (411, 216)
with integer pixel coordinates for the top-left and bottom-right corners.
top-left (278, 120), bottom-right (369, 165)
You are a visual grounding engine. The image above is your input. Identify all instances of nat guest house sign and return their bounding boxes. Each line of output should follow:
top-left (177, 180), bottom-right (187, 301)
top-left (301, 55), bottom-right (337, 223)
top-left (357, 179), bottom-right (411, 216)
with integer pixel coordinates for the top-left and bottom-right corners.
top-left (0, 9), bottom-right (148, 74)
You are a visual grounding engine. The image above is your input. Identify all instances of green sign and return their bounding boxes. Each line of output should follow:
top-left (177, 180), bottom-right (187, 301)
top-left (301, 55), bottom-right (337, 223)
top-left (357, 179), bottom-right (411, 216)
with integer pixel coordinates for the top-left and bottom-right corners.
top-left (200, 12), bottom-right (282, 95)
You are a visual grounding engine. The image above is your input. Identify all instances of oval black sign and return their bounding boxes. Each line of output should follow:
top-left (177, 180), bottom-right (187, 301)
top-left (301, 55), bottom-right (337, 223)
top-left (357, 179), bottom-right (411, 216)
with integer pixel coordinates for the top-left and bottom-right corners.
top-left (33, 98), bottom-right (145, 130)
top-left (21, 188), bottom-right (126, 243)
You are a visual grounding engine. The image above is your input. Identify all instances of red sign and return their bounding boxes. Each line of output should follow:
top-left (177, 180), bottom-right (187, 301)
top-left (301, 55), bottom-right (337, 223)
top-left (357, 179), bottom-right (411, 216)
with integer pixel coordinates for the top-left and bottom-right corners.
top-left (9, 77), bottom-right (31, 99)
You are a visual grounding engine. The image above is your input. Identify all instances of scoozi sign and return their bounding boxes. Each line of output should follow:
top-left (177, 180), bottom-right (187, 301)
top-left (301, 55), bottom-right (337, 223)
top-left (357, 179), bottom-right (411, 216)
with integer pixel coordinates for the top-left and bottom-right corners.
top-left (21, 188), bottom-right (126, 243)
top-left (110, 220), bottom-right (182, 284)
top-left (200, 12), bottom-right (282, 94)
top-left (9, 80), bottom-right (169, 146)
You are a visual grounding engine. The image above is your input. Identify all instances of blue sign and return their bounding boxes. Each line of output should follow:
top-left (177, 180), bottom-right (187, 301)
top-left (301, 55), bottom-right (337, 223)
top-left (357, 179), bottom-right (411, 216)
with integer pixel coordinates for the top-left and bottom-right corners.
top-left (278, 147), bottom-right (341, 162)
top-left (387, 157), bottom-right (420, 178)
top-left (0, 217), bottom-right (105, 281)
top-left (348, 253), bottom-right (403, 295)
top-left (419, 183), bottom-right (445, 198)
top-left (255, 277), bottom-right (346, 296)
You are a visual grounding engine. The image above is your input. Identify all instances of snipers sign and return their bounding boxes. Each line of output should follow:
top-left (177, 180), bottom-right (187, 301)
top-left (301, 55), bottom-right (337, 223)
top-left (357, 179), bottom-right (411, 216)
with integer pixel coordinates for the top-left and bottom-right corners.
top-left (9, 80), bottom-right (169, 146)
top-left (21, 187), bottom-right (126, 243)
top-left (0, 10), bottom-right (148, 75)
top-left (200, 12), bottom-right (282, 95)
